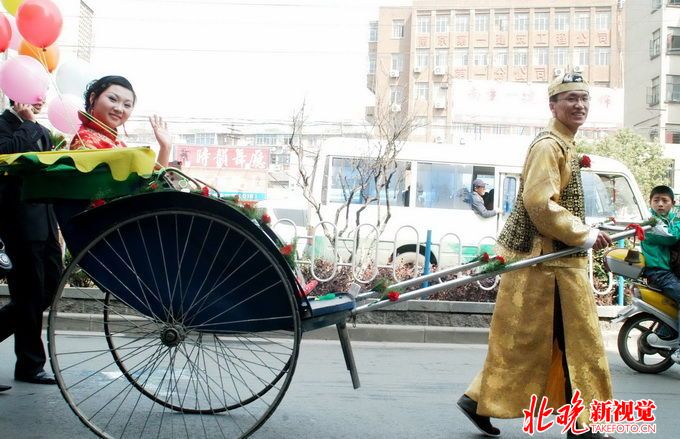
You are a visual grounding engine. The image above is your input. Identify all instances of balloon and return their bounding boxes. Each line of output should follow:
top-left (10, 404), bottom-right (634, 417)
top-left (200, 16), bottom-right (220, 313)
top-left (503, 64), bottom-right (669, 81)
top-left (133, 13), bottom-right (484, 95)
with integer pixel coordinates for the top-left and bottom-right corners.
top-left (56, 59), bottom-right (96, 97)
top-left (8, 15), bottom-right (21, 50)
top-left (47, 94), bottom-right (82, 134)
top-left (2, 0), bottom-right (23, 16)
top-left (0, 15), bottom-right (10, 52)
top-left (16, 0), bottom-right (62, 48)
top-left (0, 54), bottom-right (48, 104)
top-left (18, 39), bottom-right (59, 72)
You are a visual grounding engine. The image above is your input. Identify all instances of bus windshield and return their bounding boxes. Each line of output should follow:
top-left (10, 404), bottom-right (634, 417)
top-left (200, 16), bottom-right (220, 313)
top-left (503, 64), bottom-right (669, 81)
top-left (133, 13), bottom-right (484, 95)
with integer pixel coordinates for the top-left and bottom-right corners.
top-left (582, 172), bottom-right (644, 223)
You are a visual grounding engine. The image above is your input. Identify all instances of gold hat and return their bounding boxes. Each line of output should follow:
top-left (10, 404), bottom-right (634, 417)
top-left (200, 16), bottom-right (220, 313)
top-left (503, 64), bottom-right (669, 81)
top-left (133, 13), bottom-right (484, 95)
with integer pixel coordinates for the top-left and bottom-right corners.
top-left (548, 69), bottom-right (589, 98)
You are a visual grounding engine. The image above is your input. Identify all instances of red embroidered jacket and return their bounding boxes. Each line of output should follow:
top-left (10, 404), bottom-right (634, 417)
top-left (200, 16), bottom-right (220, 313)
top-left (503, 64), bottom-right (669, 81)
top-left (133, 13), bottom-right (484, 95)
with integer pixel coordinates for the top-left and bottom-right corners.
top-left (69, 112), bottom-right (127, 150)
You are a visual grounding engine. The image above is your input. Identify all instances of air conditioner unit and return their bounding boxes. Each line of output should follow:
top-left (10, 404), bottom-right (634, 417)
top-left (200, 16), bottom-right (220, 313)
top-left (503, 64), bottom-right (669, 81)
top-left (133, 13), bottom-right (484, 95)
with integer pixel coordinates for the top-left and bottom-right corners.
top-left (434, 136), bottom-right (444, 143)
top-left (390, 103), bottom-right (402, 112)
top-left (413, 66), bottom-right (423, 73)
top-left (573, 65), bottom-right (583, 73)
top-left (553, 68), bottom-right (564, 77)
top-left (389, 70), bottom-right (400, 78)
top-left (433, 66), bottom-right (447, 75)
top-left (434, 99), bottom-right (447, 109)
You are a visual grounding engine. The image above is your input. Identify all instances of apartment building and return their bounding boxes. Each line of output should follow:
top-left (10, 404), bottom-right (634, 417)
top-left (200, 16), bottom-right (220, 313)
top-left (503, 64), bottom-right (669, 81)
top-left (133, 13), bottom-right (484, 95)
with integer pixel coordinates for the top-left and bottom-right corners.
top-left (367, 0), bottom-right (625, 143)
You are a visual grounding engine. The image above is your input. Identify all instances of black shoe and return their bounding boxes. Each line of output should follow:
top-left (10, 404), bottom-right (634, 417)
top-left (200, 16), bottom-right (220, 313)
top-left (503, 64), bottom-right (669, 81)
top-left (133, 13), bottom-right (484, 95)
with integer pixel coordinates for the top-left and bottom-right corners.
top-left (0, 384), bottom-right (10, 392)
top-left (15, 370), bottom-right (57, 385)
top-left (457, 394), bottom-right (501, 437)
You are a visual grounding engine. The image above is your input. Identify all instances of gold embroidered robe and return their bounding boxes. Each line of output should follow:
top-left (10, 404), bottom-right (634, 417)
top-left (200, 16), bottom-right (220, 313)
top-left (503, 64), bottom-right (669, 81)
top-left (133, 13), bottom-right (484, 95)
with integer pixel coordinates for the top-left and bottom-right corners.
top-left (465, 118), bottom-right (612, 426)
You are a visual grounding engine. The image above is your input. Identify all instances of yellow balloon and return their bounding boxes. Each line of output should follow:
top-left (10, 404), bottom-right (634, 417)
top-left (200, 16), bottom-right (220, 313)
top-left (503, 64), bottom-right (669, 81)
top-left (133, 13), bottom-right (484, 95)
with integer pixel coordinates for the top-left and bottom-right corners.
top-left (1, 0), bottom-right (23, 16)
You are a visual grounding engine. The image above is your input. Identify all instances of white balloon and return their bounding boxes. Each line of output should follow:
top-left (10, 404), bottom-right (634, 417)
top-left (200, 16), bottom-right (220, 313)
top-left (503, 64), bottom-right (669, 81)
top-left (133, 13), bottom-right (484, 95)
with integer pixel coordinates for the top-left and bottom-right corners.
top-left (55, 59), bottom-right (96, 97)
top-left (47, 94), bottom-right (82, 134)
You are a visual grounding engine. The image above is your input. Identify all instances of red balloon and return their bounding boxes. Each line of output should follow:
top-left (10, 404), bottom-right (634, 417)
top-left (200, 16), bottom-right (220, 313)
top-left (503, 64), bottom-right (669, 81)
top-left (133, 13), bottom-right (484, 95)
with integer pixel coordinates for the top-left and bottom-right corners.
top-left (0, 15), bottom-right (10, 52)
top-left (16, 0), bottom-right (63, 48)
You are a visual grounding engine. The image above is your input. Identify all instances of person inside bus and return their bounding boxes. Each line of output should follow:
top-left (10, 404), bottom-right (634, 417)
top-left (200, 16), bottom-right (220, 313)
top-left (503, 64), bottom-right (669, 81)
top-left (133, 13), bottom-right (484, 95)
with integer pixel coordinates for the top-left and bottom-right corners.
top-left (457, 69), bottom-right (615, 438)
top-left (69, 75), bottom-right (171, 167)
top-left (470, 179), bottom-right (497, 218)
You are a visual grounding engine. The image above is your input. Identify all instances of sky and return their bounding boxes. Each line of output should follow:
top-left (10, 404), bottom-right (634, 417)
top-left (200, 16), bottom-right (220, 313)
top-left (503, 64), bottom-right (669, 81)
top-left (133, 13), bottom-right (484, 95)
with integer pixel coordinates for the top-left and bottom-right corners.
top-left (58, 0), bottom-right (410, 124)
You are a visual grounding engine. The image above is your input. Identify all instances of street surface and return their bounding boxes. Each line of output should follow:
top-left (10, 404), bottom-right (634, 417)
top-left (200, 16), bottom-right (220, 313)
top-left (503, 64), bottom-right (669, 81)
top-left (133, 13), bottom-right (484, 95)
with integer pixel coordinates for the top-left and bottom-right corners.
top-left (1, 335), bottom-right (678, 439)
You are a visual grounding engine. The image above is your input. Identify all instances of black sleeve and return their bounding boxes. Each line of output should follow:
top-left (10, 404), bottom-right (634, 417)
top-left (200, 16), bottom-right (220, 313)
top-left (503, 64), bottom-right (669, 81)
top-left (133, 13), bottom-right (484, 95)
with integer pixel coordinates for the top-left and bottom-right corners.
top-left (0, 118), bottom-right (44, 154)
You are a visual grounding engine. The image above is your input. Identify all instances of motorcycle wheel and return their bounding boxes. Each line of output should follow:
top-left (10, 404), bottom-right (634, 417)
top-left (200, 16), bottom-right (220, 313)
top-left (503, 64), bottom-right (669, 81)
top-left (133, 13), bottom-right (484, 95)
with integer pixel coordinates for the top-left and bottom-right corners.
top-left (617, 312), bottom-right (675, 374)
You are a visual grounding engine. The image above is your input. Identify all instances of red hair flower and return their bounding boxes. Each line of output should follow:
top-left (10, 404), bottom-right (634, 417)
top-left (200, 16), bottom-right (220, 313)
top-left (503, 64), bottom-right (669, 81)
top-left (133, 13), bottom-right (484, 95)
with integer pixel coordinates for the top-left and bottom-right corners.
top-left (280, 244), bottom-right (294, 256)
top-left (387, 291), bottom-right (400, 302)
top-left (201, 186), bottom-right (210, 196)
top-left (261, 213), bottom-right (271, 224)
top-left (90, 199), bottom-right (106, 208)
top-left (579, 155), bottom-right (591, 168)
top-left (495, 255), bottom-right (506, 264)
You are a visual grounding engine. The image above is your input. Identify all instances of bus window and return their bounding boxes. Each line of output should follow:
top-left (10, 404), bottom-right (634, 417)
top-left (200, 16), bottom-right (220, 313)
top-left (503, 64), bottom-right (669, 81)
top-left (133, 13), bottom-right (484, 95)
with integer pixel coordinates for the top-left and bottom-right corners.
top-left (416, 162), bottom-right (473, 209)
top-left (581, 172), bottom-right (644, 223)
top-left (502, 176), bottom-right (517, 215)
top-left (327, 157), bottom-right (408, 206)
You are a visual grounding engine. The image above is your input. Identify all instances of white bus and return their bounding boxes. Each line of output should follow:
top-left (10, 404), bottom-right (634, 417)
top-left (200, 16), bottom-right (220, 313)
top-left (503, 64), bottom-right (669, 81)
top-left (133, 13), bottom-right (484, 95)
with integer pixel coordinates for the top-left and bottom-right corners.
top-left (265, 136), bottom-right (648, 268)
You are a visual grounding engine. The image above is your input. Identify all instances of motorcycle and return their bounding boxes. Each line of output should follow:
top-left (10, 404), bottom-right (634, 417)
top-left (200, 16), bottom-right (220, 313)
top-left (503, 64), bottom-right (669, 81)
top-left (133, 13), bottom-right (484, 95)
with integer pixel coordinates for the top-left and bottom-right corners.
top-left (605, 247), bottom-right (679, 373)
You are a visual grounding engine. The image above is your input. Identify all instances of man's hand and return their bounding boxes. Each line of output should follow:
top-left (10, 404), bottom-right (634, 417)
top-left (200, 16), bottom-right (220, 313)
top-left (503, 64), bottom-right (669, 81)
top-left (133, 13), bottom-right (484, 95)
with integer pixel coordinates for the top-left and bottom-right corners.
top-left (593, 230), bottom-right (613, 251)
top-left (14, 103), bottom-right (36, 122)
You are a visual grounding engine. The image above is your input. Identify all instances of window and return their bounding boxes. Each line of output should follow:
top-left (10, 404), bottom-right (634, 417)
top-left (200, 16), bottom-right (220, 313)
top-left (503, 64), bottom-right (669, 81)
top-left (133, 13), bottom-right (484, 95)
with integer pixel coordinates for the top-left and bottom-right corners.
top-left (390, 86), bottom-right (403, 105)
top-left (554, 47), bottom-right (568, 66)
top-left (475, 13), bottom-right (489, 32)
top-left (573, 47), bottom-right (589, 66)
top-left (494, 13), bottom-right (508, 32)
top-left (533, 47), bottom-right (548, 65)
top-left (392, 20), bottom-right (405, 38)
top-left (648, 76), bottom-right (660, 106)
top-left (555, 11), bottom-right (570, 31)
top-left (582, 173), bottom-right (644, 223)
top-left (651, 29), bottom-right (661, 58)
top-left (413, 117), bottom-right (428, 135)
top-left (417, 15), bottom-right (431, 34)
top-left (391, 53), bottom-right (404, 71)
top-left (436, 14), bottom-right (450, 33)
top-left (416, 162), bottom-right (475, 209)
top-left (369, 21), bottom-right (378, 42)
top-left (435, 49), bottom-right (449, 67)
top-left (416, 49), bottom-right (429, 69)
top-left (666, 124), bottom-right (680, 144)
top-left (513, 48), bottom-right (528, 66)
top-left (328, 157), bottom-right (408, 206)
top-left (195, 132), bottom-right (216, 145)
top-left (454, 13), bottom-right (469, 32)
top-left (575, 12), bottom-right (590, 31)
top-left (596, 10), bottom-right (611, 31)
top-left (534, 12), bottom-right (549, 31)
top-left (594, 47), bottom-right (610, 65)
top-left (668, 27), bottom-right (680, 53)
top-left (670, 0), bottom-right (680, 6)
top-left (453, 48), bottom-right (468, 66)
top-left (652, 0), bottom-right (662, 11)
top-left (415, 82), bottom-right (429, 100)
top-left (514, 12), bottom-right (528, 32)
top-left (666, 75), bottom-right (680, 102)
top-left (494, 48), bottom-right (508, 65)
top-left (368, 54), bottom-right (376, 74)
top-left (501, 176), bottom-right (517, 215)
top-left (473, 49), bottom-right (488, 66)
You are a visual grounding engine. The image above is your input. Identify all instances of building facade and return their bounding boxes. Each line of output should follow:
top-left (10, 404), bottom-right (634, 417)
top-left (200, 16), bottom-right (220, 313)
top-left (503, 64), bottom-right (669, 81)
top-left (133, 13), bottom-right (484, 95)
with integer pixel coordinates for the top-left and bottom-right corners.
top-left (367, 0), bottom-right (625, 143)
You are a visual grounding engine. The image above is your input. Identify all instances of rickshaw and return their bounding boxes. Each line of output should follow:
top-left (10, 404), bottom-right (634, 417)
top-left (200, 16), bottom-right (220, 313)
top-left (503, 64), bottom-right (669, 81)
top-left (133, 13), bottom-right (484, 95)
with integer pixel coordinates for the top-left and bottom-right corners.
top-left (0, 148), bottom-right (644, 439)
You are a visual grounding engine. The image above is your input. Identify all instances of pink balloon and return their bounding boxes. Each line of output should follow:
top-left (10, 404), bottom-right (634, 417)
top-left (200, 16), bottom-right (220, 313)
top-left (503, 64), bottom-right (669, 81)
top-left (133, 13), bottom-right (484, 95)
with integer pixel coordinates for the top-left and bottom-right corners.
top-left (47, 94), bottom-right (82, 134)
top-left (16, 0), bottom-right (62, 48)
top-left (0, 54), bottom-right (49, 104)
top-left (0, 15), bottom-right (10, 52)
top-left (8, 15), bottom-right (21, 51)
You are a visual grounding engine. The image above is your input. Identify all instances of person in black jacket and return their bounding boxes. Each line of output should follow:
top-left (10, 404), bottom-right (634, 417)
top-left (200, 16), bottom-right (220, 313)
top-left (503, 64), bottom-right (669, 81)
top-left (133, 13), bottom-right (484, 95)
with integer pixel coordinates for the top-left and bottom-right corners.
top-left (0, 99), bottom-right (62, 385)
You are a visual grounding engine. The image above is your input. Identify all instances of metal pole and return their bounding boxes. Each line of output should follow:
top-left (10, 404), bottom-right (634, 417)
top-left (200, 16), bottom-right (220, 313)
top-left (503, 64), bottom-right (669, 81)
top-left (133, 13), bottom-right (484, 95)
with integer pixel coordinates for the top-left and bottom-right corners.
top-left (422, 229), bottom-right (432, 289)
top-left (352, 227), bottom-right (647, 316)
top-left (617, 239), bottom-right (625, 306)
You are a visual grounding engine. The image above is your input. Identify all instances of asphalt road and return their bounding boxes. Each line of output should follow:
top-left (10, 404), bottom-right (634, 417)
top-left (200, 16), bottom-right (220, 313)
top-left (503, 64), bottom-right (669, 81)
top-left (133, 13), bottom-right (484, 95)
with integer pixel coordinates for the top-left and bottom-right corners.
top-left (1, 336), bottom-right (678, 439)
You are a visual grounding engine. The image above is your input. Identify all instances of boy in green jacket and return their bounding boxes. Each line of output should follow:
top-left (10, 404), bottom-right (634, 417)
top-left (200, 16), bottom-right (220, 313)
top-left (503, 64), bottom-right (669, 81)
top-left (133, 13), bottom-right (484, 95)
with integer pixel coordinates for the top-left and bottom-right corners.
top-left (640, 185), bottom-right (680, 359)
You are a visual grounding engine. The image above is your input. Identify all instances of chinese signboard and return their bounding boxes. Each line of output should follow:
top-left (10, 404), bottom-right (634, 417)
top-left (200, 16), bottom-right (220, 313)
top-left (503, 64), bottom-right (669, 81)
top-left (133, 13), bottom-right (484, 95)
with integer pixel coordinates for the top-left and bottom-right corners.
top-left (174, 145), bottom-right (269, 170)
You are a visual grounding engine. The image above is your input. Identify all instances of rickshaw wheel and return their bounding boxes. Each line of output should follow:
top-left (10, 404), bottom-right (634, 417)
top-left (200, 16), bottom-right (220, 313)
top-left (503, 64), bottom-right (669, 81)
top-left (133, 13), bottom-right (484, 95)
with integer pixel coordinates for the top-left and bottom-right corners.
top-left (48, 208), bottom-right (301, 439)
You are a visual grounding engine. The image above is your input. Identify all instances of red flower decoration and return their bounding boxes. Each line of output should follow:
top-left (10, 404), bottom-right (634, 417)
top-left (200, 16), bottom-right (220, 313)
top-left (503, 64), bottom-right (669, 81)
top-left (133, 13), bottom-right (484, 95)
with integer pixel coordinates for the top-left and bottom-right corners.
top-left (495, 255), bottom-right (506, 264)
top-left (579, 155), bottom-right (591, 168)
top-left (481, 252), bottom-right (490, 262)
top-left (149, 182), bottom-right (158, 190)
top-left (201, 186), bottom-right (210, 196)
top-left (280, 244), bottom-right (294, 256)
top-left (387, 291), bottom-right (400, 302)
top-left (90, 199), bottom-right (106, 208)
top-left (261, 213), bottom-right (271, 224)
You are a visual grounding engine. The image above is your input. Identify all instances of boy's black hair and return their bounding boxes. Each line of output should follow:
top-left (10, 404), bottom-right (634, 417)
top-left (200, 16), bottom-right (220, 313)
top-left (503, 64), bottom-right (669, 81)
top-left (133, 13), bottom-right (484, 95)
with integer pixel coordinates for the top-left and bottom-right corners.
top-left (649, 185), bottom-right (675, 202)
